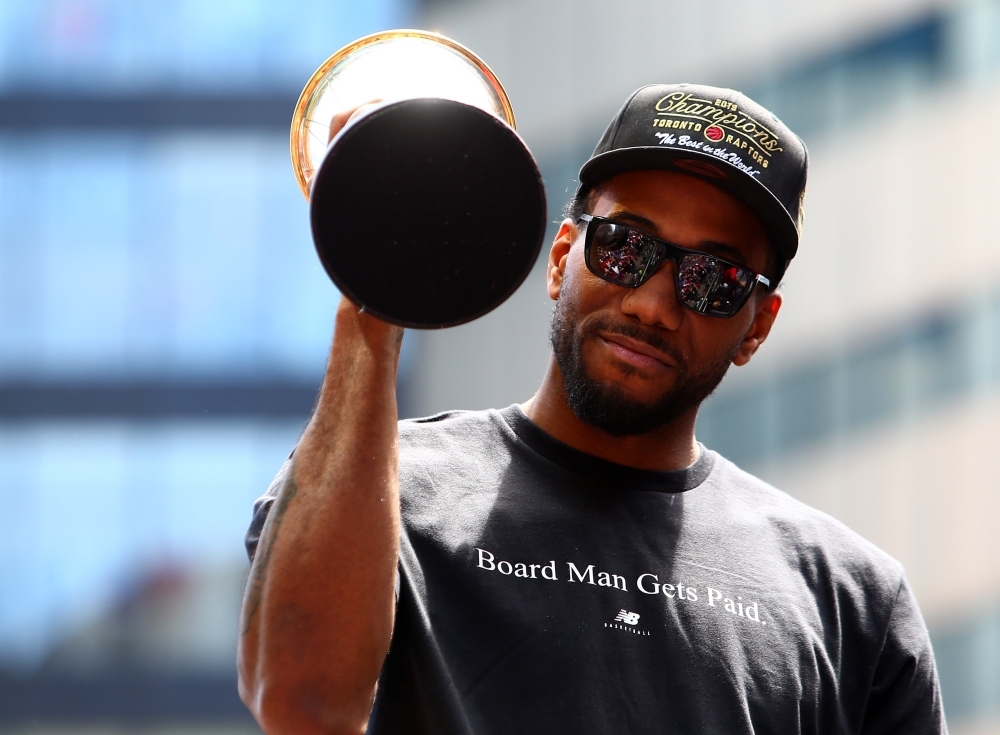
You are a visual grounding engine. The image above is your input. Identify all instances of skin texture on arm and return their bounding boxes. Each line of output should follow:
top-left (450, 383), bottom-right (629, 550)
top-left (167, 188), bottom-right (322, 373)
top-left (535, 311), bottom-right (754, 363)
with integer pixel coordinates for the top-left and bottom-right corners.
top-left (238, 101), bottom-right (401, 735)
top-left (237, 99), bottom-right (403, 733)
top-left (238, 298), bottom-right (403, 735)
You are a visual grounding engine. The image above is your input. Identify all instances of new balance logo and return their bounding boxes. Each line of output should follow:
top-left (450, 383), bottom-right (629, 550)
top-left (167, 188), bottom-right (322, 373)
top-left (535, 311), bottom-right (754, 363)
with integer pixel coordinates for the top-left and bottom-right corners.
top-left (615, 610), bottom-right (640, 625)
top-left (606, 609), bottom-right (650, 636)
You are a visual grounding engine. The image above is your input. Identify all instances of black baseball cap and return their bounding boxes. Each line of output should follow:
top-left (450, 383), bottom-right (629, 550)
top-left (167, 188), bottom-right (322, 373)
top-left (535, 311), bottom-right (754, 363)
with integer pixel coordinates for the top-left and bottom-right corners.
top-left (579, 83), bottom-right (808, 264)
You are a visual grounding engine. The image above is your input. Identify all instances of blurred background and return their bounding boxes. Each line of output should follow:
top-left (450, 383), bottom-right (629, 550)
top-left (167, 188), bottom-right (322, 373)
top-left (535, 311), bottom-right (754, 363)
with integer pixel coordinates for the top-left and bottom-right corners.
top-left (0, 0), bottom-right (998, 732)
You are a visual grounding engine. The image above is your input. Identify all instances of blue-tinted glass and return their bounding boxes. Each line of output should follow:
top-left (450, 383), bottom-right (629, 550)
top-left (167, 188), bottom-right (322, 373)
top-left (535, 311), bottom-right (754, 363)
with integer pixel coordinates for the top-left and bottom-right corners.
top-left (0, 133), bottom-right (339, 378)
top-left (775, 366), bottom-right (837, 454)
top-left (909, 313), bottom-right (970, 406)
top-left (0, 0), bottom-right (413, 674)
top-left (698, 386), bottom-right (774, 469)
top-left (845, 340), bottom-right (905, 430)
top-left (932, 606), bottom-right (1000, 721)
top-left (0, 420), bottom-right (303, 666)
top-left (700, 290), bottom-right (1000, 472)
top-left (0, 0), bottom-right (414, 92)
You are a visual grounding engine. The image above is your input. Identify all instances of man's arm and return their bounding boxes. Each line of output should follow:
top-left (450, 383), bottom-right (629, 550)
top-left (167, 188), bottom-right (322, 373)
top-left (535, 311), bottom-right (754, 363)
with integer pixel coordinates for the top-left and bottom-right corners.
top-left (237, 297), bottom-right (404, 735)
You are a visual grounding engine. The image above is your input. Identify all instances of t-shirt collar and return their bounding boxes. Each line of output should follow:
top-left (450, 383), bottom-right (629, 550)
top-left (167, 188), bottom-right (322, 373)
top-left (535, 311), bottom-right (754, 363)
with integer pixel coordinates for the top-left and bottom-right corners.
top-left (499, 404), bottom-right (715, 494)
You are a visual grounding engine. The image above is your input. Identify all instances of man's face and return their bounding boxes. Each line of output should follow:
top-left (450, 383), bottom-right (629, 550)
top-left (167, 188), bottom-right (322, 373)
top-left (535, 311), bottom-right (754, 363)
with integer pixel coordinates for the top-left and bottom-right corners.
top-left (547, 169), bottom-right (780, 436)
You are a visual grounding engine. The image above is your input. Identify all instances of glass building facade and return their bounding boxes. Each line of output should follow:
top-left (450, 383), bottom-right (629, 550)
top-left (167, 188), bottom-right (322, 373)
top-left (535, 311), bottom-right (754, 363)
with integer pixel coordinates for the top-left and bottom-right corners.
top-left (0, 0), bottom-right (413, 728)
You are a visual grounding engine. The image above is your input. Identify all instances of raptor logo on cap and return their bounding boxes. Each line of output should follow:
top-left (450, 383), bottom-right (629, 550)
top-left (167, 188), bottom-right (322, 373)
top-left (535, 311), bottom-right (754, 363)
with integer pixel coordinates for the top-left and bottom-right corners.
top-left (704, 125), bottom-right (724, 142)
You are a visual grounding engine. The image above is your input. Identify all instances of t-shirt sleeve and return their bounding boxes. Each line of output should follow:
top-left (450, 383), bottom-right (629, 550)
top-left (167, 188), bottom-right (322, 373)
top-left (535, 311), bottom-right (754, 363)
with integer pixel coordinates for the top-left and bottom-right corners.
top-left (862, 575), bottom-right (948, 734)
top-left (244, 453), bottom-right (294, 562)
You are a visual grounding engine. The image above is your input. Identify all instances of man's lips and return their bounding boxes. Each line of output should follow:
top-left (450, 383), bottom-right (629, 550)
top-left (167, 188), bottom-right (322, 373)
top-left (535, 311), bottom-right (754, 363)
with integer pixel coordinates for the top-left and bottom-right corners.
top-left (598, 333), bottom-right (678, 371)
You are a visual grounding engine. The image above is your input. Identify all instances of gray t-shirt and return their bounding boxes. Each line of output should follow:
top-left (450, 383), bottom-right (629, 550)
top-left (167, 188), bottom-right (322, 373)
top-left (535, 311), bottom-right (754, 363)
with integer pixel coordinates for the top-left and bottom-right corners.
top-left (246, 405), bottom-right (946, 734)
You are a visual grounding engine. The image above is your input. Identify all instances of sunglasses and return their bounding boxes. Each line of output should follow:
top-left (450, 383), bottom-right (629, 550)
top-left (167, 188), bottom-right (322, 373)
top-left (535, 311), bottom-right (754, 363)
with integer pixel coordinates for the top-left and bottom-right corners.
top-left (579, 214), bottom-right (770, 318)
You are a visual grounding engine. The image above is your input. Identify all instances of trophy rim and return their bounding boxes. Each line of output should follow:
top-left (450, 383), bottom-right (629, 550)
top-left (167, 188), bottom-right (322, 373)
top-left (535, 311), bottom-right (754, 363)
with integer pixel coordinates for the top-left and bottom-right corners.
top-left (289, 28), bottom-right (516, 200)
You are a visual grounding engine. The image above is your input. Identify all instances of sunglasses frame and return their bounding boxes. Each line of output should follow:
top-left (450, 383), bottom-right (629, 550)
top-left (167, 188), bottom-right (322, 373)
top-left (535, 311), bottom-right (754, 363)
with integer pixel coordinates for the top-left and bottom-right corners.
top-left (578, 214), bottom-right (770, 318)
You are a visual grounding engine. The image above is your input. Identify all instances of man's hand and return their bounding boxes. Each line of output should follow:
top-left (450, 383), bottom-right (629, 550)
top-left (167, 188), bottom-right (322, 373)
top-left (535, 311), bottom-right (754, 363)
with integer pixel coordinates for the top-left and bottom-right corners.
top-left (327, 99), bottom-right (383, 144)
top-left (237, 99), bottom-right (403, 734)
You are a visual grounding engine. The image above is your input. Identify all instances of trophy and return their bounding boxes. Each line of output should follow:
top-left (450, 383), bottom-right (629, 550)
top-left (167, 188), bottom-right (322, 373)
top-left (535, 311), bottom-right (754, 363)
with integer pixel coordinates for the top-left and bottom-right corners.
top-left (291, 30), bottom-right (547, 329)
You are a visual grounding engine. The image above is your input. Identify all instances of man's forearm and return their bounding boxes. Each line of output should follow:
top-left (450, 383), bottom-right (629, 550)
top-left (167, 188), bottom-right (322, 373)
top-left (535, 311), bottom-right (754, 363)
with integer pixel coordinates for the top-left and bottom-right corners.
top-left (238, 297), bottom-right (404, 735)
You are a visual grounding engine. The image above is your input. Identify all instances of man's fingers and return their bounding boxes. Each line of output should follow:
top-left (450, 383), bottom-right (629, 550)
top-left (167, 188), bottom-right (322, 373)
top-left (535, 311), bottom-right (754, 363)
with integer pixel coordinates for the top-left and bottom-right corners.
top-left (328, 99), bottom-right (384, 144)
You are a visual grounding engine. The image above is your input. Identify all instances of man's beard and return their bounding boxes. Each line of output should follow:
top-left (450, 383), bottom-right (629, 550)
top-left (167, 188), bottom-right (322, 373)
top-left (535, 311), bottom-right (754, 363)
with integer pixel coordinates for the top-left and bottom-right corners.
top-left (550, 293), bottom-right (740, 437)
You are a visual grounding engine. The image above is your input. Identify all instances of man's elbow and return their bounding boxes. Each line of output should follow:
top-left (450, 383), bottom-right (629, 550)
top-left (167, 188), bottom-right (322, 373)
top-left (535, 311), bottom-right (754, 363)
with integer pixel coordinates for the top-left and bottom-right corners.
top-left (239, 673), bottom-right (371, 735)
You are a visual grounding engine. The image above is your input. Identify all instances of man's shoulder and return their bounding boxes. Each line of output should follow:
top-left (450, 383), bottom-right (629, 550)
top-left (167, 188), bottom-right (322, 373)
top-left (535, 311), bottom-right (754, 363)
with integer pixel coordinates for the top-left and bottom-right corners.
top-left (709, 452), bottom-right (906, 586)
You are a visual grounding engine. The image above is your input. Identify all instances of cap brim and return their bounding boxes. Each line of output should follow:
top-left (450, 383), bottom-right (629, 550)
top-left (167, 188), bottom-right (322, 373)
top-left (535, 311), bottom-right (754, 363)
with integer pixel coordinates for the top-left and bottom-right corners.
top-left (579, 147), bottom-right (799, 262)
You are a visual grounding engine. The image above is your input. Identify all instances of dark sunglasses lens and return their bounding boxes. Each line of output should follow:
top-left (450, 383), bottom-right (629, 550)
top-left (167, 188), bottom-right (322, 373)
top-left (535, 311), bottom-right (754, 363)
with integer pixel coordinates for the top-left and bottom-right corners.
top-left (677, 255), bottom-right (753, 316)
top-left (587, 221), bottom-right (660, 287)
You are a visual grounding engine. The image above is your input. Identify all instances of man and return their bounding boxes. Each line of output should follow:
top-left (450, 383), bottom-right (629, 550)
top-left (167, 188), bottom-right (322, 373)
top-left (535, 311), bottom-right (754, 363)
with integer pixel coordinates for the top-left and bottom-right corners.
top-left (238, 84), bottom-right (947, 734)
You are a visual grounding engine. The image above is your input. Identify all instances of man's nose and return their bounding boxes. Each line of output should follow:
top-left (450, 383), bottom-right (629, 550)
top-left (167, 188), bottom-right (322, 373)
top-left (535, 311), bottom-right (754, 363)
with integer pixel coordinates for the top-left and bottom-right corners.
top-left (619, 262), bottom-right (684, 330)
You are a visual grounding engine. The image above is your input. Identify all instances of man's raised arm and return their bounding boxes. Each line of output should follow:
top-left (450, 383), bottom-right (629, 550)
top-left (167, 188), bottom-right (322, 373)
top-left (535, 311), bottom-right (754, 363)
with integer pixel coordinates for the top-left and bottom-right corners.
top-left (237, 297), bottom-right (404, 735)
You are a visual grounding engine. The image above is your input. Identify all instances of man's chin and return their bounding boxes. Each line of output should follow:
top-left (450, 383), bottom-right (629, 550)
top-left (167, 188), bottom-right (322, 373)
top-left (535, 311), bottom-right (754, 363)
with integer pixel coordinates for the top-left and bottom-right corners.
top-left (564, 354), bottom-right (728, 437)
top-left (585, 373), bottom-right (674, 410)
top-left (564, 378), bottom-right (686, 437)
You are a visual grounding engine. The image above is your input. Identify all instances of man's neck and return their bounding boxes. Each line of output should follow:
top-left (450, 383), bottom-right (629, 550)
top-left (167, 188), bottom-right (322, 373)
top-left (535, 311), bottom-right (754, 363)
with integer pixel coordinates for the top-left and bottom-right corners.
top-left (521, 358), bottom-right (701, 472)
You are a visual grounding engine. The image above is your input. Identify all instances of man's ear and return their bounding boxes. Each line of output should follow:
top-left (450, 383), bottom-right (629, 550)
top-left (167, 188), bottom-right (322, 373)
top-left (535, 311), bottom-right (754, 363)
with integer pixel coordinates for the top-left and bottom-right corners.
top-left (732, 290), bottom-right (782, 366)
top-left (547, 218), bottom-right (576, 301)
